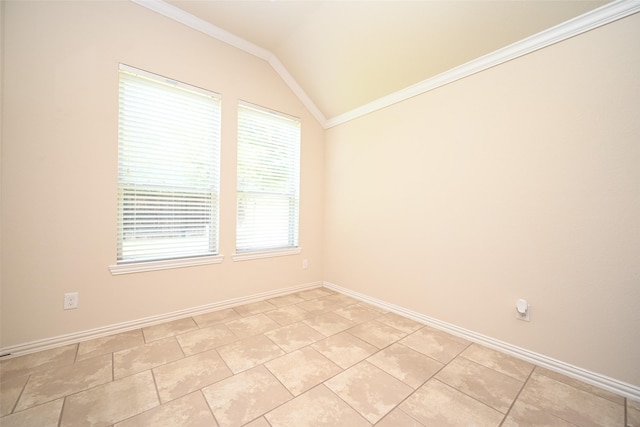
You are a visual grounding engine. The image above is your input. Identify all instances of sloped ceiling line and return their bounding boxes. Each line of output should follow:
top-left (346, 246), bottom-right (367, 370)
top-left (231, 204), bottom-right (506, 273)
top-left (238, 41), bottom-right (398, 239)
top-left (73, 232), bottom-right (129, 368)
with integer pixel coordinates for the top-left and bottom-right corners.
top-left (132, 0), bottom-right (638, 130)
top-left (325, 0), bottom-right (640, 128)
top-left (130, 0), bottom-right (327, 125)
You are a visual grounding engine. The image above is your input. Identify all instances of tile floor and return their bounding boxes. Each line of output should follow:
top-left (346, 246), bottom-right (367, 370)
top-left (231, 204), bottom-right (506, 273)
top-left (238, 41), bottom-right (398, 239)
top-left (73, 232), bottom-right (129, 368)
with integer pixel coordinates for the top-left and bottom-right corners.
top-left (1, 287), bottom-right (638, 426)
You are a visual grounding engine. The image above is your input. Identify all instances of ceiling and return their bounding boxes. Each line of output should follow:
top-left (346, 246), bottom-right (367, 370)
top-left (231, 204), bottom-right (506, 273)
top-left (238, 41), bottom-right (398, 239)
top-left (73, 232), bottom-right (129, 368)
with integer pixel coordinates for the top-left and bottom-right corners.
top-left (163, 0), bottom-right (610, 123)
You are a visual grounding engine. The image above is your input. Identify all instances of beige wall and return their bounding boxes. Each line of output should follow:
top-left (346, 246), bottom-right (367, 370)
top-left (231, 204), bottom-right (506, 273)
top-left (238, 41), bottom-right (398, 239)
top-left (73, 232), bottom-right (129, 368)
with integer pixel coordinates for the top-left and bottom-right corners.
top-left (324, 14), bottom-right (640, 386)
top-left (1, 1), bottom-right (324, 347)
top-left (2, 0), bottom-right (639, 390)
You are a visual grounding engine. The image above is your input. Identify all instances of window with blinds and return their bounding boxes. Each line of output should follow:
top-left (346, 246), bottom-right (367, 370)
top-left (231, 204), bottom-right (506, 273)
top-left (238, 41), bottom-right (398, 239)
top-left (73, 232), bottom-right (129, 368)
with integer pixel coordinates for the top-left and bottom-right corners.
top-left (117, 64), bottom-right (221, 264)
top-left (236, 102), bottom-right (301, 254)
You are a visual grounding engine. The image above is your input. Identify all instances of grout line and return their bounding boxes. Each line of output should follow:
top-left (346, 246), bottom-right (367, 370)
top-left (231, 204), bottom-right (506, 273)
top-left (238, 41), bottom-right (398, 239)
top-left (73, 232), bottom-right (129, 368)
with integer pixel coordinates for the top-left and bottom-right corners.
top-left (57, 397), bottom-right (65, 427)
top-left (2, 288), bottom-right (629, 426)
top-left (498, 361), bottom-right (536, 426)
top-left (149, 368), bottom-right (163, 409)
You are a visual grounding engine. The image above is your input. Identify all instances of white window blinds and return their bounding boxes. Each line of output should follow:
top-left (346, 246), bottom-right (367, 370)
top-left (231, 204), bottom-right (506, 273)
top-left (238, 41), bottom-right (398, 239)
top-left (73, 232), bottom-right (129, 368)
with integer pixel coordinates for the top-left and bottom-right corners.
top-left (117, 65), bottom-right (221, 264)
top-left (236, 102), bottom-right (301, 253)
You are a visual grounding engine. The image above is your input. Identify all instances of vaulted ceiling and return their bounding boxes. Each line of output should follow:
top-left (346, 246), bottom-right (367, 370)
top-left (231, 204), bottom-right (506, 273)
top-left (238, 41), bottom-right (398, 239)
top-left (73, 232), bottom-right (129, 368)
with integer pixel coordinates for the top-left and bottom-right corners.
top-left (145, 0), bottom-right (630, 127)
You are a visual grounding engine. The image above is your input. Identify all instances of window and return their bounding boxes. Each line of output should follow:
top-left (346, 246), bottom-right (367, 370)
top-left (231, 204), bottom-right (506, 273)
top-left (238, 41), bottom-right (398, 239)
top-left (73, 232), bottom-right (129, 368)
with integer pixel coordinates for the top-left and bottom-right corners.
top-left (236, 102), bottom-right (301, 256)
top-left (114, 65), bottom-right (221, 270)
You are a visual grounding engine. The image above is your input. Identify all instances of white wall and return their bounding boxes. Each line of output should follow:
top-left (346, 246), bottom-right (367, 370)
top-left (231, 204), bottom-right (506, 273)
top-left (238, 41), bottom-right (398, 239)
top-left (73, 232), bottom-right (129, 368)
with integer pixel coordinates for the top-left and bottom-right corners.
top-left (1, 1), bottom-right (324, 348)
top-left (324, 14), bottom-right (640, 386)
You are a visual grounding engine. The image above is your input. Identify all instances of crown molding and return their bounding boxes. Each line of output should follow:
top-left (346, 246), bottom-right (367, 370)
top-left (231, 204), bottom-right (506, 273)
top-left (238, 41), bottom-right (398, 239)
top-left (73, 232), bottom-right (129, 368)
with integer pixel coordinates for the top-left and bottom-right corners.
top-left (131, 0), bottom-right (271, 60)
top-left (324, 0), bottom-right (640, 129)
top-left (131, 0), bottom-right (638, 130)
top-left (267, 55), bottom-right (327, 126)
top-left (130, 0), bottom-right (327, 126)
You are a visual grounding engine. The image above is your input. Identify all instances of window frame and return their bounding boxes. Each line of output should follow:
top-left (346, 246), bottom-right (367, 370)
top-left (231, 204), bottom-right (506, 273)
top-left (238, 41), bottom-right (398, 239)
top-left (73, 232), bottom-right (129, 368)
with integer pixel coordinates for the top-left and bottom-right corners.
top-left (109, 64), bottom-right (223, 275)
top-left (233, 101), bottom-right (302, 261)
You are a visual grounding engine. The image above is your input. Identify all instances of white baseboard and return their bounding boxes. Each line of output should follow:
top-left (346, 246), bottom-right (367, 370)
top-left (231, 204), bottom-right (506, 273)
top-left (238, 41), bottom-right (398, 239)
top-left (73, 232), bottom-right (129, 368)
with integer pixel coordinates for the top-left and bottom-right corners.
top-left (322, 281), bottom-right (640, 401)
top-left (0, 281), bottom-right (322, 359)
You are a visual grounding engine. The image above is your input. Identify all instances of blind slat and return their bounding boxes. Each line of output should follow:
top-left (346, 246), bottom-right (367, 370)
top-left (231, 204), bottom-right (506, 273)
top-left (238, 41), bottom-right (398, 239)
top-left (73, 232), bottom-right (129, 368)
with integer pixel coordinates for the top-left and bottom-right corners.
top-left (117, 65), bottom-right (221, 263)
top-left (236, 103), bottom-right (300, 253)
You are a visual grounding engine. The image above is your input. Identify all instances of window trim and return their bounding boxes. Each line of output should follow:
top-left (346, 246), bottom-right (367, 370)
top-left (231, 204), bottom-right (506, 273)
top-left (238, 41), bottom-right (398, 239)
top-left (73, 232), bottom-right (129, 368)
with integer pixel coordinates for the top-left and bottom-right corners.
top-left (231, 247), bottom-right (301, 262)
top-left (109, 254), bottom-right (224, 275)
top-left (235, 101), bottom-right (301, 255)
top-left (113, 64), bottom-right (222, 271)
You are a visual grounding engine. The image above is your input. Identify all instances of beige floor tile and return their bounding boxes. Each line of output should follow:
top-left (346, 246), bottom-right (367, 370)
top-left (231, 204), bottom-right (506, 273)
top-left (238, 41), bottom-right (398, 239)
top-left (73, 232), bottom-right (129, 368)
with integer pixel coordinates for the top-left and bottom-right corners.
top-left (400, 379), bottom-right (503, 427)
top-left (265, 347), bottom-right (342, 395)
top-left (265, 305), bottom-right (311, 326)
top-left (297, 297), bottom-right (345, 315)
top-left (302, 312), bottom-right (356, 336)
top-left (333, 303), bottom-right (381, 323)
top-left (113, 337), bottom-right (184, 379)
top-left (153, 349), bottom-right (232, 403)
top-left (325, 360), bottom-right (413, 423)
top-left (16, 354), bottom-right (112, 411)
top-left (1, 374), bottom-right (29, 416)
top-left (264, 322), bottom-right (325, 352)
top-left (217, 334), bottom-right (285, 373)
top-left (224, 313), bottom-right (280, 339)
top-left (176, 324), bottom-right (237, 356)
top-left (0, 399), bottom-right (63, 427)
top-left (436, 356), bottom-right (523, 413)
top-left (503, 400), bottom-right (578, 427)
top-left (0, 345), bottom-right (77, 381)
top-left (202, 365), bottom-right (292, 427)
top-left (233, 300), bottom-right (277, 316)
top-left (265, 384), bottom-right (370, 427)
top-left (142, 318), bottom-right (198, 342)
top-left (357, 301), bottom-right (389, 313)
top-left (367, 343), bottom-right (443, 388)
top-left (295, 288), bottom-right (334, 300)
top-left (628, 399), bottom-right (640, 427)
top-left (535, 366), bottom-right (625, 405)
top-left (77, 329), bottom-right (144, 361)
top-left (376, 312), bottom-right (424, 334)
top-left (376, 408), bottom-right (424, 427)
top-left (267, 294), bottom-right (306, 307)
top-left (460, 344), bottom-right (534, 382)
top-left (60, 370), bottom-right (159, 426)
top-left (243, 417), bottom-right (271, 427)
top-left (400, 327), bottom-right (469, 363)
top-left (115, 391), bottom-right (218, 427)
top-left (321, 293), bottom-right (360, 307)
top-left (347, 320), bottom-right (406, 349)
top-left (192, 308), bottom-right (241, 328)
top-left (518, 371), bottom-right (624, 427)
top-left (312, 332), bottom-right (378, 369)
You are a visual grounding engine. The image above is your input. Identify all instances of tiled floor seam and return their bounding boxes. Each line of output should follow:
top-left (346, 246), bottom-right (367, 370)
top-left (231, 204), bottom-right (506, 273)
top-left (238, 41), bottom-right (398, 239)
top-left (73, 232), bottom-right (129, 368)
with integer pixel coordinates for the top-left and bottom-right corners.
top-left (58, 397), bottom-right (67, 427)
top-left (497, 360), bottom-right (535, 426)
top-left (199, 389), bottom-right (221, 427)
top-left (370, 346), bottom-right (468, 427)
top-left (149, 368), bottom-right (163, 412)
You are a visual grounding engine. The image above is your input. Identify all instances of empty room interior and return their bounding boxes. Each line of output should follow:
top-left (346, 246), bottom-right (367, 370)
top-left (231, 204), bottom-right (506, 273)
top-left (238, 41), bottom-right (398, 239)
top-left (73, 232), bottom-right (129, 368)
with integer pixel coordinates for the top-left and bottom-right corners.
top-left (1, 0), bottom-right (639, 426)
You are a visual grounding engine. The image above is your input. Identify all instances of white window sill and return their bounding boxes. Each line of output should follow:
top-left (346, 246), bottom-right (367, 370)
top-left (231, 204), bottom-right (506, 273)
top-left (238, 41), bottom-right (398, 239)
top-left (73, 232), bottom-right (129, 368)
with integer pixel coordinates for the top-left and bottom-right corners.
top-left (109, 255), bottom-right (224, 275)
top-left (232, 247), bottom-right (301, 262)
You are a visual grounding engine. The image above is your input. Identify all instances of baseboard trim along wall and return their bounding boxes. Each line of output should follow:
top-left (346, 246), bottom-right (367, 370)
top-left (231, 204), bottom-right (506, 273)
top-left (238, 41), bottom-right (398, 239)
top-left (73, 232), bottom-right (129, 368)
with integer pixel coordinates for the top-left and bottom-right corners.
top-left (322, 281), bottom-right (640, 401)
top-left (0, 281), bottom-right (322, 360)
top-left (2, 279), bottom-right (638, 400)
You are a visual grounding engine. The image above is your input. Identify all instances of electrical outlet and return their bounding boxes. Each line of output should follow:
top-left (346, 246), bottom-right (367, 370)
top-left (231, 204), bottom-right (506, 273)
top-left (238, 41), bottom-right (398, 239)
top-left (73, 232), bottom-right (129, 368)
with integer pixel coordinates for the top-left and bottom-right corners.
top-left (302, 259), bottom-right (309, 269)
top-left (64, 292), bottom-right (79, 310)
top-left (515, 299), bottom-right (530, 322)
